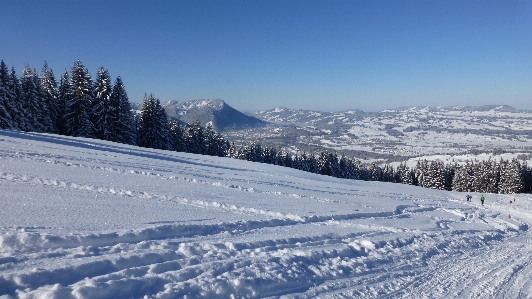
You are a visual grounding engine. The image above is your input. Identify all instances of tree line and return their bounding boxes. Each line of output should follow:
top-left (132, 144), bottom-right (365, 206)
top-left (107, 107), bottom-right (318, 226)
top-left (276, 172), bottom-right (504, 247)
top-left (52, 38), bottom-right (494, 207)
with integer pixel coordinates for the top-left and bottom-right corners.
top-left (227, 143), bottom-right (531, 194)
top-left (1, 59), bottom-right (530, 194)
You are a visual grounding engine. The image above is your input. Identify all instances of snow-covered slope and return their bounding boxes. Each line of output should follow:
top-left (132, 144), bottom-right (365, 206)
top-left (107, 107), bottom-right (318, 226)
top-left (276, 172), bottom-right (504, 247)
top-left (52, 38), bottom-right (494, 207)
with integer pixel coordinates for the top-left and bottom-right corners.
top-left (1, 130), bottom-right (532, 298)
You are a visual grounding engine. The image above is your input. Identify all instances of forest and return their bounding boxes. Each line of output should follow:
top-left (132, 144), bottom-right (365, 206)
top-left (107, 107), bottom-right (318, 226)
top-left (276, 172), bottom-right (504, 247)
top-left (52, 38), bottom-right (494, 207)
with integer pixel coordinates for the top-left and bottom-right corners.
top-left (0, 59), bottom-right (529, 194)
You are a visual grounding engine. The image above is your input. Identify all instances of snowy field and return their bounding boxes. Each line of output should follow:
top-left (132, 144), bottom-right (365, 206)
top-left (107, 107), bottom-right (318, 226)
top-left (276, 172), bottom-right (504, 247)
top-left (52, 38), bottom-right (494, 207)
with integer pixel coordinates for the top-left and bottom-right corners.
top-left (1, 130), bottom-right (532, 299)
top-left (247, 105), bottom-right (532, 159)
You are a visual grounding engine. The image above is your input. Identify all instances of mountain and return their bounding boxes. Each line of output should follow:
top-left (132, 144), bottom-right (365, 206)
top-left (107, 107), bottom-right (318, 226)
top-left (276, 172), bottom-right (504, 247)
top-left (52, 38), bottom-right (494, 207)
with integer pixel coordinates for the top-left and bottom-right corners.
top-left (161, 99), bottom-right (267, 132)
top-left (255, 107), bottom-right (367, 126)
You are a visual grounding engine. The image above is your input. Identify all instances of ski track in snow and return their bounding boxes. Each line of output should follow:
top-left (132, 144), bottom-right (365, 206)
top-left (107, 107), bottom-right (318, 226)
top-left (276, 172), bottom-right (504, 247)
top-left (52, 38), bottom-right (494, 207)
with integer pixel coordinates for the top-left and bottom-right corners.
top-left (1, 131), bottom-right (532, 298)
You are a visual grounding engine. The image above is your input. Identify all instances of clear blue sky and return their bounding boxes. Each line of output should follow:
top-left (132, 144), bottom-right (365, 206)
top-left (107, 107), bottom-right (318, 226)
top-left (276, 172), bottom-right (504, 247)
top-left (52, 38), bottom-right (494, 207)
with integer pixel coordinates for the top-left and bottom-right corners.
top-left (1, 0), bottom-right (531, 112)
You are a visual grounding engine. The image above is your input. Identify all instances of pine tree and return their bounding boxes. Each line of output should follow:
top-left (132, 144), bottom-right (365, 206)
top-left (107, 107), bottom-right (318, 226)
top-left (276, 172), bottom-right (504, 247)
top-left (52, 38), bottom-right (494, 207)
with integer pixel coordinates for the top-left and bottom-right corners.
top-left (396, 163), bottom-right (414, 185)
top-left (264, 147), bottom-right (277, 165)
top-left (0, 60), bottom-right (14, 129)
top-left (317, 151), bottom-right (329, 175)
top-left (109, 76), bottom-right (136, 145)
top-left (338, 156), bottom-right (351, 179)
top-left (57, 70), bottom-right (72, 135)
top-left (499, 159), bottom-right (523, 194)
top-left (427, 160), bottom-right (446, 190)
top-left (382, 164), bottom-right (396, 182)
top-left (65, 60), bottom-right (95, 137)
top-left (215, 132), bottom-right (230, 157)
top-left (227, 142), bottom-right (239, 159)
top-left (415, 160), bottom-right (429, 187)
top-left (9, 67), bottom-right (26, 130)
top-left (368, 163), bottom-right (383, 181)
top-left (472, 159), bottom-right (498, 193)
top-left (205, 123), bottom-right (217, 156)
top-left (137, 93), bottom-right (170, 150)
top-left (92, 67), bottom-right (113, 140)
top-left (20, 66), bottom-right (53, 133)
top-left (452, 164), bottom-right (467, 192)
top-left (317, 151), bottom-right (340, 176)
top-left (350, 159), bottom-right (364, 180)
top-left (188, 121), bottom-right (206, 155)
top-left (169, 119), bottom-right (185, 151)
top-left (444, 163), bottom-right (455, 191)
top-left (521, 161), bottom-right (532, 193)
top-left (276, 149), bottom-right (286, 166)
top-left (40, 61), bottom-right (59, 133)
top-left (284, 152), bottom-right (294, 168)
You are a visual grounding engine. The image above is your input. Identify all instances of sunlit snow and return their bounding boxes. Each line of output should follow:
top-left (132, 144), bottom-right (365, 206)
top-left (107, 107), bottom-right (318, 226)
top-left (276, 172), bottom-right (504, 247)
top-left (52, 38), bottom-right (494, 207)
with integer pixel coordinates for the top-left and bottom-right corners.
top-left (1, 130), bottom-right (531, 298)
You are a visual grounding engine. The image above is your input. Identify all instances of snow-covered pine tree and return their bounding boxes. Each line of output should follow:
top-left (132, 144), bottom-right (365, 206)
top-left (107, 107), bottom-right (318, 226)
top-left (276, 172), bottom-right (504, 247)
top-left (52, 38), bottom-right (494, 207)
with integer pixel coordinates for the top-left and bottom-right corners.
top-left (275, 149), bottom-right (286, 166)
top-left (57, 70), bottom-right (72, 135)
top-left (451, 161), bottom-right (472, 192)
top-left (344, 157), bottom-right (358, 180)
top-left (414, 160), bottom-right (430, 187)
top-left (188, 121), bottom-right (206, 155)
top-left (20, 66), bottom-right (38, 132)
top-left (215, 132), bottom-right (230, 157)
top-left (521, 161), bottom-right (532, 193)
top-left (487, 159), bottom-right (500, 193)
top-left (237, 144), bottom-right (250, 161)
top-left (182, 123), bottom-right (193, 153)
top-left (284, 152), bottom-right (294, 169)
top-left (472, 159), bottom-right (498, 193)
top-left (293, 154), bottom-right (305, 171)
top-left (137, 94), bottom-right (170, 150)
top-left (444, 163), bottom-right (455, 191)
top-left (338, 156), bottom-right (351, 179)
top-left (250, 142), bottom-right (264, 163)
top-left (263, 147), bottom-right (277, 164)
top-left (92, 67), bottom-right (113, 140)
top-left (368, 163), bottom-right (383, 181)
top-left (205, 123), bottom-right (217, 156)
top-left (308, 153), bottom-right (321, 174)
top-left (396, 163), bottom-right (414, 185)
top-left (427, 160), bottom-right (446, 190)
top-left (350, 158), bottom-right (364, 180)
top-left (65, 60), bottom-right (95, 137)
top-left (33, 68), bottom-right (54, 133)
top-left (317, 151), bottom-right (330, 176)
top-left (40, 62), bottom-right (59, 133)
top-left (382, 164), bottom-right (395, 183)
top-left (451, 165), bottom-right (466, 192)
top-left (109, 76), bottom-right (136, 145)
top-left (297, 152), bottom-right (309, 172)
top-left (251, 142), bottom-right (264, 163)
top-left (21, 66), bottom-right (53, 133)
top-left (9, 67), bottom-right (26, 130)
top-left (499, 159), bottom-right (523, 194)
top-left (0, 60), bottom-right (14, 129)
top-left (169, 119), bottom-right (185, 152)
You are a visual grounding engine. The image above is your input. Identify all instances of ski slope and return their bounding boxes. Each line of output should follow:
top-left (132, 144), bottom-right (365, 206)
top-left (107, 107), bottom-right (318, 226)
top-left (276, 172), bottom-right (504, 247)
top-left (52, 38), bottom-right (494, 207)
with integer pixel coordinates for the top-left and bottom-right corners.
top-left (1, 130), bottom-right (531, 299)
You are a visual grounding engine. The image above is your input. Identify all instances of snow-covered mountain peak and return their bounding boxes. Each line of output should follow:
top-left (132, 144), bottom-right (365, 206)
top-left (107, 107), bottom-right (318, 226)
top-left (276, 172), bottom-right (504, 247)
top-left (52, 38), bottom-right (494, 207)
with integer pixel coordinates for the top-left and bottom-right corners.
top-left (164, 99), bottom-right (226, 112)
top-left (162, 99), bottom-right (267, 131)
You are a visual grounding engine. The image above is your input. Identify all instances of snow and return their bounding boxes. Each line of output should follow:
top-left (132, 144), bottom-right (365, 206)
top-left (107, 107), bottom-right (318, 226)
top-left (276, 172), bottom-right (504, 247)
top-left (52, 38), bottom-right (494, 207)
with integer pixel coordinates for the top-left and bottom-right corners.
top-left (1, 130), bottom-right (532, 298)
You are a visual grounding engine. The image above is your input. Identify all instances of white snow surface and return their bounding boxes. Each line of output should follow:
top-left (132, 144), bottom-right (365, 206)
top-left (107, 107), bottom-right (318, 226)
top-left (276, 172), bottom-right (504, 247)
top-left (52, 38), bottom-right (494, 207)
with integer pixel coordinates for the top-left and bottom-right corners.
top-left (1, 130), bottom-right (532, 299)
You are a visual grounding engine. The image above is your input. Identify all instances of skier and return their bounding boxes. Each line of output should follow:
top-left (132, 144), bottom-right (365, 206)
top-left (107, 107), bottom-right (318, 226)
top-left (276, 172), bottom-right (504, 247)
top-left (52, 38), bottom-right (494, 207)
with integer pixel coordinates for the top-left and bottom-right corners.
top-left (466, 194), bottom-right (472, 202)
top-left (480, 195), bottom-right (485, 206)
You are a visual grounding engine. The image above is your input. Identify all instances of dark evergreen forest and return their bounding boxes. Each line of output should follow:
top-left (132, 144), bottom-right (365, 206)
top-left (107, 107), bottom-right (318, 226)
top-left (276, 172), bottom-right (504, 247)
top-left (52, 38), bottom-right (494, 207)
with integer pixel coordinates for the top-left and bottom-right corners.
top-left (1, 59), bottom-right (530, 194)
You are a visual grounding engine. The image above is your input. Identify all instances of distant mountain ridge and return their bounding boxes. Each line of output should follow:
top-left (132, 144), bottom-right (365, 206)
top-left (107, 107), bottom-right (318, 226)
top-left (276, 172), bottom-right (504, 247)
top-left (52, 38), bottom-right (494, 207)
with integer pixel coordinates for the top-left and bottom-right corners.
top-left (383, 105), bottom-right (522, 113)
top-left (254, 105), bottom-right (526, 125)
top-left (161, 99), bottom-right (267, 132)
